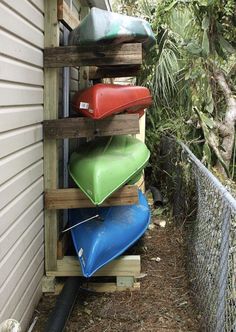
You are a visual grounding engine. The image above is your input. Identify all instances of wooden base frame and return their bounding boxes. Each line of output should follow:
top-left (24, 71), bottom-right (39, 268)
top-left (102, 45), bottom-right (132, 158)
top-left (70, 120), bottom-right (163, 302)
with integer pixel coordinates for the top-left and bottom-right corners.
top-left (42, 255), bottom-right (141, 293)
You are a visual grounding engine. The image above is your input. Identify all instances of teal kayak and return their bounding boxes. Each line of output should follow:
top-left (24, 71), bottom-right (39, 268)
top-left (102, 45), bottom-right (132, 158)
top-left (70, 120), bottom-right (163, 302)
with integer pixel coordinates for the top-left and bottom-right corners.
top-left (68, 7), bottom-right (156, 51)
top-left (68, 136), bottom-right (150, 205)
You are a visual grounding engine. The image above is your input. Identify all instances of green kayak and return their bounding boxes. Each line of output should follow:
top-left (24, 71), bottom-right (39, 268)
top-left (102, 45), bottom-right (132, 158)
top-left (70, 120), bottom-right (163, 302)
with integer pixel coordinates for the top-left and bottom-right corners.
top-left (68, 136), bottom-right (150, 205)
top-left (68, 7), bottom-right (156, 51)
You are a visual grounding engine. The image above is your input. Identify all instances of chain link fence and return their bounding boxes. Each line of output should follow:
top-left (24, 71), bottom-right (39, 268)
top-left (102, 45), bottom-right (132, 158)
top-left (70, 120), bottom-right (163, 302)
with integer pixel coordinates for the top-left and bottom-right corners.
top-left (159, 136), bottom-right (236, 332)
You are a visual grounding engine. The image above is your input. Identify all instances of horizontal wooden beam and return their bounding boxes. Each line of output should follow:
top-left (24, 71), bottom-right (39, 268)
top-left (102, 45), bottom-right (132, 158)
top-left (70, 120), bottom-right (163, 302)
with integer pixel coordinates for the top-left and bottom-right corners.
top-left (89, 65), bottom-right (141, 79)
top-left (45, 185), bottom-right (139, 209)
top-left (57, 0), bottom-right (80, 30)
top-left (44, 43), bottom-right (142, 68)
top-left (46, 255), bottom-right (141, 277)
top-left (81, 282), bottom-right (140, 292)
top-left (44, 114), bottom-right (140, 139)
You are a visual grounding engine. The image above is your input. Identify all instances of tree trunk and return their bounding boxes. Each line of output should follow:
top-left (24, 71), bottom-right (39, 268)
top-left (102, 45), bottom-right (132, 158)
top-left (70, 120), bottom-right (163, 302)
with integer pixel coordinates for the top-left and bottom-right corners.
top-left (214, 69), bottom-right (236, 176)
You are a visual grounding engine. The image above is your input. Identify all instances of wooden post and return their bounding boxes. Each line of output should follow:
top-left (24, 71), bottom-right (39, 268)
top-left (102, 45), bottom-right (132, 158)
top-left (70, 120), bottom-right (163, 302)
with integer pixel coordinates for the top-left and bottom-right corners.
top-left (57, 0), bottom-right (80, 30)
top-left (135, 111), bottom-right (146, 192)
top-left (79, 6), bottom-right (90, 90)
top-left (44, 0), bottom-right (60, 271)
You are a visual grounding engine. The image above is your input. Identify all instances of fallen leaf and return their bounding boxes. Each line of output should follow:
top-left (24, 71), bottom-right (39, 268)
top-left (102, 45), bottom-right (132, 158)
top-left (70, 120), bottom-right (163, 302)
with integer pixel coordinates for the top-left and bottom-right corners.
top-left (136, 273), bottom-right (147, 279)
top-left (153, 219), bottom-right (166, 228)
top-left (151, 257), bottom-right (161, 262)
top-left (84, 308), bottom-right (92, 315)
top-left (177, 301), bottom-right (188, 307)
top-left (148, 223), bottom-right (155, 230)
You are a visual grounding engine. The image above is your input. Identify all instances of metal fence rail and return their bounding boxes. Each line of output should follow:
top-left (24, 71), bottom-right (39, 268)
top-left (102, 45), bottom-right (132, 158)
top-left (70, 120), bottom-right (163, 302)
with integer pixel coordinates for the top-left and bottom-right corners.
top-left (160, 137), bottom-right (236, 332)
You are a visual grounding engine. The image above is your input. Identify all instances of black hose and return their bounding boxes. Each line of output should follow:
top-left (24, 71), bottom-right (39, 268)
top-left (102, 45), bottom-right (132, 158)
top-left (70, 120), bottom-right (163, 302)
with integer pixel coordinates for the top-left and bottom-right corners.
top-left (149, 186), bottom-right (163, 207)
top-left (44, 277), bottom-right (81, 332)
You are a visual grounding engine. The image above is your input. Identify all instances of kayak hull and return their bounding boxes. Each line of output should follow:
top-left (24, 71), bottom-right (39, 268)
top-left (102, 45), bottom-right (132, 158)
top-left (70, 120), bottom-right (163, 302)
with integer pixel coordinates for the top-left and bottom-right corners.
top-left (72, 83), bottom-right (152, 119)
top-left (69, 7), bottom-right (156, 51)
top-left (69, 190), bottom-right (150, 277)
top-left (68, 135), bottom-right (150, 205)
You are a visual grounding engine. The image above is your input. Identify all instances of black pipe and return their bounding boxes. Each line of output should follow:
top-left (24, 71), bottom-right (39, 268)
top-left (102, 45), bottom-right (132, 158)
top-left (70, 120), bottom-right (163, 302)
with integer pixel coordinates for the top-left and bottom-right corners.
top-left (149, 186), bottom-right (163, 207)
top-left (44, 277), bottom-right (81, 332)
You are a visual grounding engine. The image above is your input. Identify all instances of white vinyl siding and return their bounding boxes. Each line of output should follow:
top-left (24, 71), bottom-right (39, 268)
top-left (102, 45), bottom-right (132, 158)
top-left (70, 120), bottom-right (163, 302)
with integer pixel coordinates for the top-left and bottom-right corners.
top-left (0, 0), bottom-right (44, 330)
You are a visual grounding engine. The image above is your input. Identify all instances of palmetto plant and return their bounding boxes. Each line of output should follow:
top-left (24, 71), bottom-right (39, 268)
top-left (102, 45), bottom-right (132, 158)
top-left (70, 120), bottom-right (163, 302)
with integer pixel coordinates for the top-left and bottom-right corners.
top-left (113, 0), bottom-right (236, 180)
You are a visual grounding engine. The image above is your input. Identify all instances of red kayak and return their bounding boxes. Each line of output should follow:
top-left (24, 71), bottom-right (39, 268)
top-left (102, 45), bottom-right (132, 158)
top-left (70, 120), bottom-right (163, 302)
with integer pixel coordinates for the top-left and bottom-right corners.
top-left (72, 83), bottom-right (152, 119)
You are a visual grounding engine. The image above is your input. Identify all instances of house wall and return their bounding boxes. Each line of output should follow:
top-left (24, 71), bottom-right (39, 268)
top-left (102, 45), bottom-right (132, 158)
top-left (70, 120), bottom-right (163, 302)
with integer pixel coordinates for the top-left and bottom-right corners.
top-left (0, 0), bottom-right (44, 330)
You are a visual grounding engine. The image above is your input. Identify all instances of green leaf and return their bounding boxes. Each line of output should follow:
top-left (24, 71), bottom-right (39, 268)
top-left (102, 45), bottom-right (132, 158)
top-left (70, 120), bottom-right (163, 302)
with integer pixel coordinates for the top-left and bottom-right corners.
top-left (202, 30), bottom-right (209, 56)
top-left (219, 36), bottom-right (235, 54)
top-left (198, 0), bottom-right (208, 6)
top-left (203, 143), bottom-right (211, 165)
top-left (201, 113), bottom-right (214, 129)
top-left (164, 0), bottom-right (178, 12)
top-left (202, 16), bottom-right (209, 30)
top-left (186, 42), bottom-right (202, 55)
top-left (206, 100), bottom-right (214, 113)
top-left (184, 68), bottom-right (191, 80)
top-left (206, 85), bottom-right (214, 113)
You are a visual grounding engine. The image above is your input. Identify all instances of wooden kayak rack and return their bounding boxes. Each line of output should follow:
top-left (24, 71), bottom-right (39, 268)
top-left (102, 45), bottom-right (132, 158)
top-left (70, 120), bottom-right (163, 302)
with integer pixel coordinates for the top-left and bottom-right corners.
top-left (43, 0), bottom-right (143, 293)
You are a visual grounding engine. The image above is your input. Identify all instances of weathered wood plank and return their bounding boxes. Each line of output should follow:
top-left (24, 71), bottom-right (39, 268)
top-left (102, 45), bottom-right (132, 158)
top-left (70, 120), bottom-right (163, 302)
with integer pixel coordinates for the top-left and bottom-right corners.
top-left (135, 111), bottom-right (146, 192)
top-left (45, 185), bottom-right (139, 209)
top-left (44, 114), bottom-right (140, 139)
top-left (89, 65), bottom-right (141, 79)
top-left (81, 282), bottom-right (140, 292)
top-left (44, 43), bottom-right (142, 68)
top-left (52, 280), bottom-right (140, 294)
top-left (47, 255), bottom-right (141, 277)
top-left (57, 0), bottom-right (80, 30)
top-left (57, 232), bottom-right (69, 260)
top-left (44, 0), bottom-right (60, 272)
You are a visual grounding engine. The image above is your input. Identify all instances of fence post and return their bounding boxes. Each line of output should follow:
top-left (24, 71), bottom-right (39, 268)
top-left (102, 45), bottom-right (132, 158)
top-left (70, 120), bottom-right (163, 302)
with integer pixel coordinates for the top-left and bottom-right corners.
top-left (216, 206), bottom-right (230, 332)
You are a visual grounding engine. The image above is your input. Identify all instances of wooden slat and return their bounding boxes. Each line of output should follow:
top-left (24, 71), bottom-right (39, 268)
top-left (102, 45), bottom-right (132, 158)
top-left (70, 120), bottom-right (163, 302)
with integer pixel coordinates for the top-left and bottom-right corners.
top-left (44, 114), bottom-right (140, 139)
top-left (57, 0), bottom-right (80, 30)
top-left (44, 0), bottom-right (60, 272)
top-left (45, 185), bottom-right (139, 209)
top-left (81, 282), bottom-right (140, 292)
top-left (44, 43), bottom-right (142, 68)
top-left (57, 232), bottom-right (69, 260)
top-left (89, 65), bottom-right (141, 79)
top-left (47, 255), bottom-right (141, 277)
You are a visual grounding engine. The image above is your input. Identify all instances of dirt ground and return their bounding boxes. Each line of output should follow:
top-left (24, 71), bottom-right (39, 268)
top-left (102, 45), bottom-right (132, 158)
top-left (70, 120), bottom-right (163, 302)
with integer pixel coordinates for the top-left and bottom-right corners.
top-left (33, 215), bottom-right (200, 332)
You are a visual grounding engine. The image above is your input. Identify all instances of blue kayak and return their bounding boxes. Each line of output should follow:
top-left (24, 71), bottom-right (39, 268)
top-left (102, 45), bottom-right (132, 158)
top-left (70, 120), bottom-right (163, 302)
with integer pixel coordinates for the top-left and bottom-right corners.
top-left (69, 190), bottom-right (150, 277)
